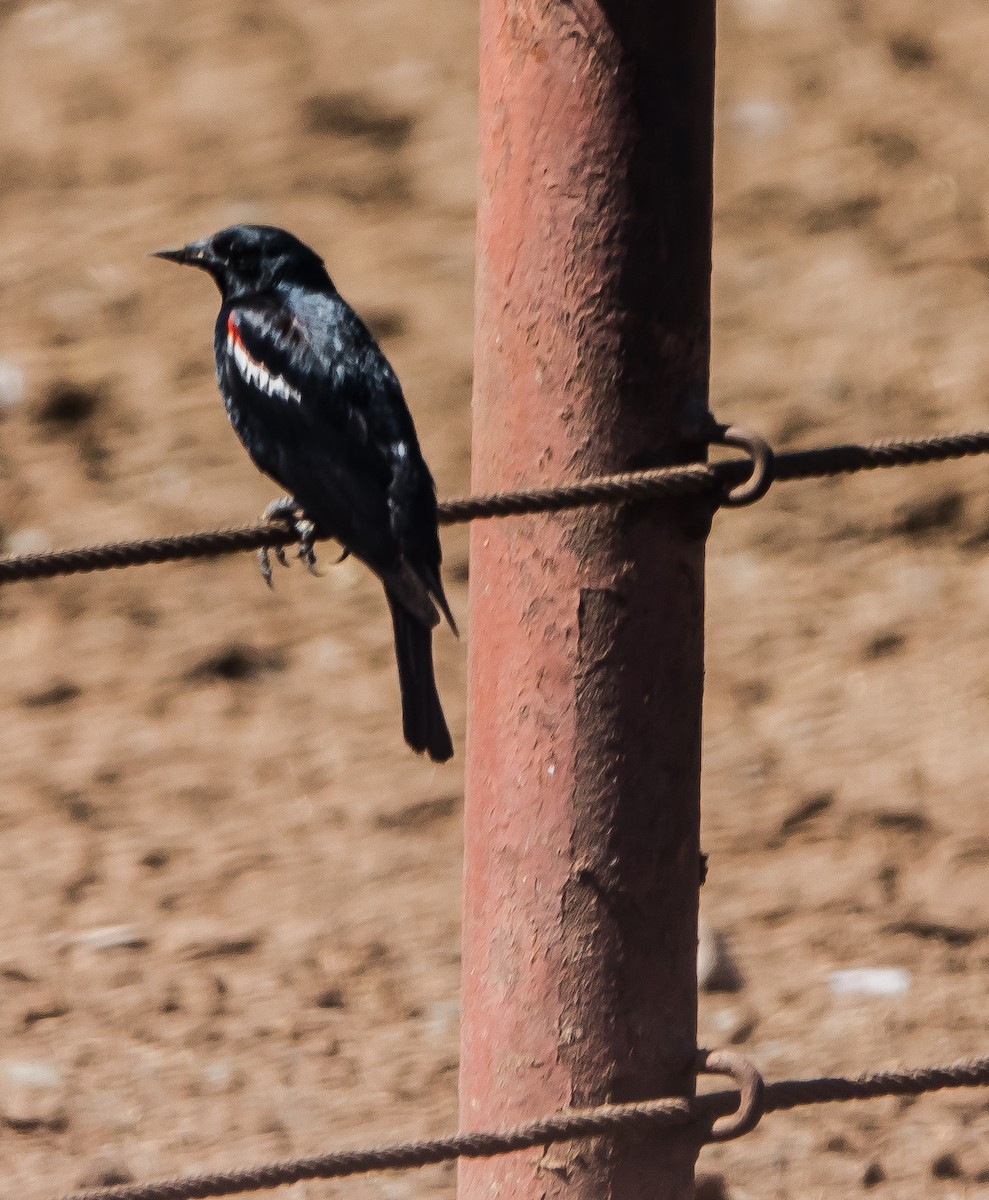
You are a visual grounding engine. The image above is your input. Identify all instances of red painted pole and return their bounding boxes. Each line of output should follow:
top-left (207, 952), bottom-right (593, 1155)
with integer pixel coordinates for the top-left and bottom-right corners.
top-left (460, 5), bottom-right (715, 1200)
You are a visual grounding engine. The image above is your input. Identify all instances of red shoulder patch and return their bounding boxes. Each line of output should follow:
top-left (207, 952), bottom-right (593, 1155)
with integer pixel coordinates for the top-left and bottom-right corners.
top-left (224, 311), bottom-right (303, 405)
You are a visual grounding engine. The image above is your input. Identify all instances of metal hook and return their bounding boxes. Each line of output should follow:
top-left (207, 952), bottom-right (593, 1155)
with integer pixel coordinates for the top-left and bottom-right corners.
top-left (697, 1048), bottom-right (766, 1142)
top-left (710, 424), bottom-right (775, 507)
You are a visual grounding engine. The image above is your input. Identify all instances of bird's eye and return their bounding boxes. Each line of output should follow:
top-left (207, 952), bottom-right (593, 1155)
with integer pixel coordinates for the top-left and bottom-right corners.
top-left (234, 247), bottom-right (259, 271)
top-left (214, 236), bottom-right (255, 269)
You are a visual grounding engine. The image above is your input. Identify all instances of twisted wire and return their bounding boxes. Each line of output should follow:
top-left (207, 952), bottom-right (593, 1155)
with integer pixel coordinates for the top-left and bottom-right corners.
top-left (54, 1055), bottom-right (989, 1200)
top-left (0, 428), bottom-right (986, 586)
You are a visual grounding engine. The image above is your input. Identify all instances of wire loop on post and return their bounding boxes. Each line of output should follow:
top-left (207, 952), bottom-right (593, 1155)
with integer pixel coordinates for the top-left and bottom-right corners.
top-left (698, 1049), bottom-right (766, 1142)
top-left (711, 425), bottom-right (775, 507)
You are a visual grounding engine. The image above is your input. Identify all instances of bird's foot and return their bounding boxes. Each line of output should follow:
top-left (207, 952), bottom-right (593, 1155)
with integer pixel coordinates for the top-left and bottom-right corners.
top-left (258, 496), bottom-right (309, 588)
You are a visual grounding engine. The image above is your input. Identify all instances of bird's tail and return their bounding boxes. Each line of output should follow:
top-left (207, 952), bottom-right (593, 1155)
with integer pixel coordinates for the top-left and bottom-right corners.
top-left (386, 591), bottom-right (453, 763)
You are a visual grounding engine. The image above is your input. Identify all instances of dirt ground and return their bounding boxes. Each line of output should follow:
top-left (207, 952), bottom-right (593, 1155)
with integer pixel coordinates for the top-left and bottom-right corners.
top-left (0, 0), bottom-right (987, 1197)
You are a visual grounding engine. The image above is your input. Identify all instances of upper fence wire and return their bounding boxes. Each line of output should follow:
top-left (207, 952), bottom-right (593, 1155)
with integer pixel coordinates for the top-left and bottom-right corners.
top-left (0, 426), bottom-right (986, 586)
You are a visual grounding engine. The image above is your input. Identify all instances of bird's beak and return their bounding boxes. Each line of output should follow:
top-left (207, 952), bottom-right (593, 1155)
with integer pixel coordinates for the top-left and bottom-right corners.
top-left (151, 241), bottom-right (213, 270)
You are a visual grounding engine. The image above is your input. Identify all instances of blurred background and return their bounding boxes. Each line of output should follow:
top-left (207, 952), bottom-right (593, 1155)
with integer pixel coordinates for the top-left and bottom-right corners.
top-left (0, 0), bottom-right (987, 1196)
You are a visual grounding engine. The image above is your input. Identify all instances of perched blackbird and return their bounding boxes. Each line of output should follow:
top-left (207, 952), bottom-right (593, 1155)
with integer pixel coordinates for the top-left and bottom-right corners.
top-left (155, 224), bottom-right (455, 762)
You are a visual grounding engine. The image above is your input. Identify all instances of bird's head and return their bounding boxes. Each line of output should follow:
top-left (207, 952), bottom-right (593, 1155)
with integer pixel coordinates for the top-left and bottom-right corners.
top-left (153, 224), bottom-right (329, 298)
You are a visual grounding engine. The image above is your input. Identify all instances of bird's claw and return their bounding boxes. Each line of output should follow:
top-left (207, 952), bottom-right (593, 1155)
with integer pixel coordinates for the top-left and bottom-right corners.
top-left (258, 496), bottom-right (312, 588)
top-left (257, 543), bottom-right (287, 589)
top-left (258, 546), bottom-right (285, 589)
top-left (295, 519), bottom-right (322, 578)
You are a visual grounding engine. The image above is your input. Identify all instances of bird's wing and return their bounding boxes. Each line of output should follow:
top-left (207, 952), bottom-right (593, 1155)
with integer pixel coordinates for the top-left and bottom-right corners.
top-left (222, 298), bottom-right (387, 477)
top-left (222, 294), bottom-right (445, 611)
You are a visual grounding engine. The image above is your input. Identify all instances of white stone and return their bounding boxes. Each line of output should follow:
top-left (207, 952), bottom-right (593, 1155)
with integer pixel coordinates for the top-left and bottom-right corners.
top-left (0, 361), bottom-right (25, 409)
top-left (698, 919), bottom-right (744, 993)
top-left (1, 1060), bottom-right (62, 1088)
top-left (828, 968), bottom-right (911, 997)
top-left (727, 98), bottom-right (788, 139)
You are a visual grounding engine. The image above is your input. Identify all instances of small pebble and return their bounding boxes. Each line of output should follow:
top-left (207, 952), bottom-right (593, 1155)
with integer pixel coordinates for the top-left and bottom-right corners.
top-left (862, 1161), bottom-right (886, 1188)
top-left (0, 360), bottom-right (25, 409)
top-left (698, 920), bottom-right (744, 993)
top-left (79, 924), bottom-right (149, 951)
top-left (1, 1060), bottom-right (63, 1088)
top-left (151, 465), bottom-right (191, 503)
top-left (203, 1061), bottom-right (243, 1092)
top-left (21, 994), bottom-right (69, 1025)
top-left (5, 528), bottom-right (52, 557)
top-left (77, 1162), bottom-right (134, 1190)
top-left (57, 924), bottom-right (149, 952)
top-left (728, 98), bottom-right (788, 139)
top-left (181, 930), bottom-right (262, 960)
top-left (730, 0), bottom-right (797, 29)
top-left (710, 1005), bottom-right (758, 1045)
top-left (930, 1151), bottom-right (963, 1180)
top-left (828, 968), bottom-right (911, 997)
top-left (0, 1059), bottom-right (68, 1133)
top-left (313, 985), bottom-right (345, 1010)
top-left (0, 963), bottom-right (37, 984)
top-left (423, 999), bottom-right (460, 1039)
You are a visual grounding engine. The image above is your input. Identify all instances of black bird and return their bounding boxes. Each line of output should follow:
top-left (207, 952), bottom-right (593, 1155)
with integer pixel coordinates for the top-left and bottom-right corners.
top-left (154, 224), bottom-right (455, 762)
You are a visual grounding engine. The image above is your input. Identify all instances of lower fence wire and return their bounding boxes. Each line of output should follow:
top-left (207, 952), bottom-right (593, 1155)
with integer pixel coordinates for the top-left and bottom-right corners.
top-left (11, 426), bottom-right (987, 1200)
top-left (0, 427), bottom-right (987, 586)
top-left (55, 1054), bottom-right (989, 1200)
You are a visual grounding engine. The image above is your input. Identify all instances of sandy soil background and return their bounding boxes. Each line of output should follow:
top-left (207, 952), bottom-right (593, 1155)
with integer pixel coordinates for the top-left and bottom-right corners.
top-left (0, 0), bottom-right (987, 1196)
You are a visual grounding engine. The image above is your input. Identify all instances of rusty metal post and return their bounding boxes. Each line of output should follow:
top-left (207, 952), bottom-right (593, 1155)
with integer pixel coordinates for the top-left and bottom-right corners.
top-left (459, 4), bottom-right (715, 1200)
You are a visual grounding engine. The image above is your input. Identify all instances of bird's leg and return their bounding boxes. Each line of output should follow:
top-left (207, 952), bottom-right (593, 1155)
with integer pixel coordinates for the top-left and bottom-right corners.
top-left (258, 496), bottom-right (303, 588)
